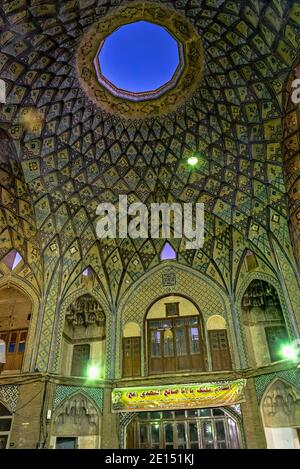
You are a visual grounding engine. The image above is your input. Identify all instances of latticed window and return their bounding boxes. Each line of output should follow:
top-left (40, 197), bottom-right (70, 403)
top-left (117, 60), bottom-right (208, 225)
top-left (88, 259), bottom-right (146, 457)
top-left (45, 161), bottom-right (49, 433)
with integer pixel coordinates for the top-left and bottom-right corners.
top-left (208, 330), bottom-right (232, 371)
top-left (71, 344), bottom-right (90, 377)
top-left (265, 326), bottom-right (289, 362)
top-left (147, 316), bottom-right (205, 374)
top-left (122, 337), bottom-right (141, 377)
top-left (165, 302), bottom-right (179, 317)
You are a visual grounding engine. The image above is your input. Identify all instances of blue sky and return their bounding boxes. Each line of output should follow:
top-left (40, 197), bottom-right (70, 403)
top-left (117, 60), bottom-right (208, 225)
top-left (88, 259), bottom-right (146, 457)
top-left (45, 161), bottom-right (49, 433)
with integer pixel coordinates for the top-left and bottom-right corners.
top-left (98, 21), bottom-right (180, 93)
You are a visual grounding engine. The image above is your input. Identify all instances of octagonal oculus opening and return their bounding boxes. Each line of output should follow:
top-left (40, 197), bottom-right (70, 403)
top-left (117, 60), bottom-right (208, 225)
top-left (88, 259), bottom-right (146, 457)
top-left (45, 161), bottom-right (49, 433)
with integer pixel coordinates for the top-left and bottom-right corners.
top-left (95, 21), bottom-right (184, 101)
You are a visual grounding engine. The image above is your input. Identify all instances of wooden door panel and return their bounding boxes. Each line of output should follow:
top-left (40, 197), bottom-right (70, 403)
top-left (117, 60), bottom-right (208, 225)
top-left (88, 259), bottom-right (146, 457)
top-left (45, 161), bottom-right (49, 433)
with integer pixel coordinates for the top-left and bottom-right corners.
top-left (209, 330), bottom-right (232, 371)
top-left (123, 337), bottom-right (141, 377)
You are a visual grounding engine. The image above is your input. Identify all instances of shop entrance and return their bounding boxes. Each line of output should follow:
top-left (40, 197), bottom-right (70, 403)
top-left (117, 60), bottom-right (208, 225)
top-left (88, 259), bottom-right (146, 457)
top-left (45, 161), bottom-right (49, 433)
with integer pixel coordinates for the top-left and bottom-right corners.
top-left (126, 408), bottom-right (241, 449)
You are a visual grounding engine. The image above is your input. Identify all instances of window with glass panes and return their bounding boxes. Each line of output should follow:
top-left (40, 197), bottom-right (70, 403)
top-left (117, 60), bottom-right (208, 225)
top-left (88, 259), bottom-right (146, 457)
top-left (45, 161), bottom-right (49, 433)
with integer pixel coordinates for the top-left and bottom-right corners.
top-left (71, 344), bottom-right (90, 377)
top-left (127, 408), bottom-right (241, 449)
top-left (265, 326), bottom-right (289, 362)
top-left (147, 316), bottom-right (205, 374)
top-left (0, 330), bottom-right (27, 371)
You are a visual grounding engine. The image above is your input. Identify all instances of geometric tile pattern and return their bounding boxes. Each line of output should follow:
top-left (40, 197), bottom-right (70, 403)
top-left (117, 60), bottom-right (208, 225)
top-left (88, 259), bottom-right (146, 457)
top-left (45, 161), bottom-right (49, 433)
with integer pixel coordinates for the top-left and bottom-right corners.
top-left (0, 385), bottom-right (19, 413)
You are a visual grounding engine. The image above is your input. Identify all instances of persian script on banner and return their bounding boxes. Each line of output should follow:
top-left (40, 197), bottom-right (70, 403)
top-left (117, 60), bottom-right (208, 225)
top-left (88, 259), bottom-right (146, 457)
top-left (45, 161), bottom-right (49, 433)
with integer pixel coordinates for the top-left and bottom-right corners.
top-left (112, 379), bottom-right (246, 413)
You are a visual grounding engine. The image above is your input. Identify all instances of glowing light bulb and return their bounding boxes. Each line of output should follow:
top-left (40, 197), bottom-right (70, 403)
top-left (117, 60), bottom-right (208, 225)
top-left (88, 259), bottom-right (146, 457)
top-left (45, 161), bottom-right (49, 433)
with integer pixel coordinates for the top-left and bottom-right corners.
top-left (187, 156), bottom-right (199, 166)
top-left (281, 344), bottom-right (298, 361)
top-left (87, 365), bottom-right (100, 380)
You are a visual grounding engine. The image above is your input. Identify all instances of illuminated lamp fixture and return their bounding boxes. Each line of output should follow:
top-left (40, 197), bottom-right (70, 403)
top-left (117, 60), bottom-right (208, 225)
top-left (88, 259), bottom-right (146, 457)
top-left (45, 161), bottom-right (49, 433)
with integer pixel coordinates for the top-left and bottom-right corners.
top-left (187, 156), bottom-right (199, 166)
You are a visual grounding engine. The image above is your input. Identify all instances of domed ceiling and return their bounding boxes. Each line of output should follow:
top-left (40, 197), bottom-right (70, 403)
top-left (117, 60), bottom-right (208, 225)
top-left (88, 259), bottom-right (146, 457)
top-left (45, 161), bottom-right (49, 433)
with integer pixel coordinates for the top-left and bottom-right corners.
top-left (0, 0), bottom-right (299, 306)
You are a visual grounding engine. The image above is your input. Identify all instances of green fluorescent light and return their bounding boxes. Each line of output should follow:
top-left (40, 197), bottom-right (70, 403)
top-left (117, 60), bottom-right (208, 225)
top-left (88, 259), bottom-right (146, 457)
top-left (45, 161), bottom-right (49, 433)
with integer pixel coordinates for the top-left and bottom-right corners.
top-left (87, 365), bottom-right (100, 380)
top-left (187, 156), bottom-right (199, 166)
top-left (281, 344), bottom-right (298, 361)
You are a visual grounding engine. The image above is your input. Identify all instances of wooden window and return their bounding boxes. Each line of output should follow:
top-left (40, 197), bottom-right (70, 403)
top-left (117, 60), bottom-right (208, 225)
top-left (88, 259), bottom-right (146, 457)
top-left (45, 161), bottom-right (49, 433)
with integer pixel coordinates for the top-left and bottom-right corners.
top-left (147, 316), bottom-right (205, 375)
top-left (123, 337), bottom-right (141, 377)
top-left (165, 303), bottom-right (179, 317)
top-left (265, 326), bottom-right (289, 362)
top-left (208, 330), bottom-right (232, 371)
top-left (71, 344), bottom-right (90, 377)
top-left (0, 403), bottom-right (12, 449)
top-left (0, 330), bottom-right (27, 371)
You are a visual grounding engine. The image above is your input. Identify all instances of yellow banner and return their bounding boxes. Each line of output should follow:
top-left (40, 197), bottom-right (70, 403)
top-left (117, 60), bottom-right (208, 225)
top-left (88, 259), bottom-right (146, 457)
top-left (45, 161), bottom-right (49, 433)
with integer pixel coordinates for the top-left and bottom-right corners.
top-left (112, 379), bottom-right (246, 412)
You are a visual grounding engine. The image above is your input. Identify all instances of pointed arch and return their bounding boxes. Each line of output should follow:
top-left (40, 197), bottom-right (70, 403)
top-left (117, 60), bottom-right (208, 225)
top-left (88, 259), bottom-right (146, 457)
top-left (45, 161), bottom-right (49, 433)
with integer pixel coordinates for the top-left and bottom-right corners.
top-left (51, 392), bottom-right (101, 448)
top-left (260, 378), bottom-right (300, 448)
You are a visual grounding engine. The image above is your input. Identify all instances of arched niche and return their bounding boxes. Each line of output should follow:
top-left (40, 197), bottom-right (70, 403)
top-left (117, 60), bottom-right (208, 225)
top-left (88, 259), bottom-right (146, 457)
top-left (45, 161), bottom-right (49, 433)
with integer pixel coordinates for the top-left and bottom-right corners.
top-left (123, 322), bottom-right (141, 337)
top-left (116, 263), bottom-right (234, 378)
top-left (61, 294), bottom-right (106, 378)
top-left (0, 285), bottom-right (32, 372)
top-left (261, 379), bottom-right (300, 449)
top-left (207, 315), bottom-right (227, 330)
top-left (241, 280), bottom-right (290, 367)
top-left (50, 393), bottom-right (101, 449)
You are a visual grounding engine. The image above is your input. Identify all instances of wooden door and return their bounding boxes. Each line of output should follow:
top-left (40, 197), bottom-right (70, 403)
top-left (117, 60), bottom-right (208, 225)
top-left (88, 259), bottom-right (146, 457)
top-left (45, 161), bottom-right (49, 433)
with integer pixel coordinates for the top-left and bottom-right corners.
top-left (209, 330), bottom-right (232, 371)
top-left (123, 337), bottom-right (141, 377)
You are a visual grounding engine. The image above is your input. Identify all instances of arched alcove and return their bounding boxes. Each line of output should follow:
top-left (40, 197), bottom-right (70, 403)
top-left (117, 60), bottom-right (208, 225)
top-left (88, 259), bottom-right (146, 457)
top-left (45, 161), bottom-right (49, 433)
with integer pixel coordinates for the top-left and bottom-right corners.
top-left (51, 393), bottom-right (101, 449)
top-left (261, 379), bottom-right (300, 449)
top-left (61, 294), bottom-right (106, 378)
top-left (0, 285), bottom-right (32, 372)
top-left (241, 280), bottom-right (290, 367)
top-left (145, 294), bottom-right (206, 375)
